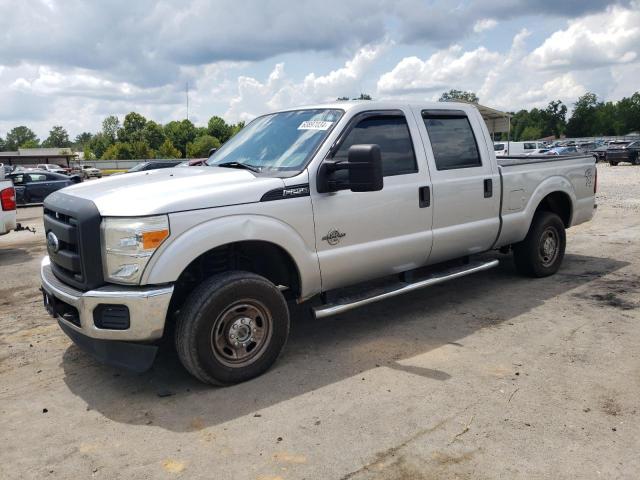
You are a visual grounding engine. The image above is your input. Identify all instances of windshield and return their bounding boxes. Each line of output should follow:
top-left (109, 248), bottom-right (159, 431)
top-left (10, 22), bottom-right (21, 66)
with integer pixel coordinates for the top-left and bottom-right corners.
top-left (128, 163), bottom-right (148, 172)
top-left (207, 109), bottom-right (343, 175)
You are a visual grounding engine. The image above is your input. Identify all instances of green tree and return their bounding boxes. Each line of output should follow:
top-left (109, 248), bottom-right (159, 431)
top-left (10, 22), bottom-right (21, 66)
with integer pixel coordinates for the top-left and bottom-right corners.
top-left (101, 142), bottom-right (133, 160)
top-left (101, 115), bottom-right (120, 143)
top-left (20, 139), bottom-right (40, 148)
top-left (336, 96), bottom-right (350, 101)
top-left (566, 92), bottom-right (599, 137)
top-left (88, 132), bottom-right (111, 159)
top-left (119, 112), bottom-right (147, 143)
top-left (5, 126), bottom-right (39, 150)
top-left (187, 135), bottom-right (221, 158)
top-left (82, 145), bottom-right (95, 160)
top-left (74, 132), bottom-right (93, 149)
top-left (156, 138), bottom-right (182, 159)
top-left (207, 116), bottom-right (232, 143)
top-left (541, 100), bottom-right (567, 138)
top-left (130, 140), bottom-right (154, 159)
top-left (142, 121), bottom-right (166, 150)
top-left (43, 125), bottom-right (71, 148)
top-left (520, 126), bottom-right (542, 140)
top-left (616, 92), bottom-right (640, 134)
top-left (439, 89), bottom-right (479, 103)
top-left (164, 119), bottom-right (196, 157)
top-left (353, 93), bottom-right (372, 100)
top-left (0, 135), bottom-right (5, 151)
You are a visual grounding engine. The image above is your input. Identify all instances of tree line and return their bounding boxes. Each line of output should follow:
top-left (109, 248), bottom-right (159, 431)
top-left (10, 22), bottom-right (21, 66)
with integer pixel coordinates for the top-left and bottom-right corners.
top-left (436, 89), bottom-right (640, 141)
top-left (1, 90), bottom-right (639, 158)
top-left (0, 113), bottom-right (245, 160)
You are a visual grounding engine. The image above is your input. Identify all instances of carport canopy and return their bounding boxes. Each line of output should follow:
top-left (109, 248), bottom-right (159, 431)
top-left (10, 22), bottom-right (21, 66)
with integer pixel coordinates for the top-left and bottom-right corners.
top-left (445, 100), bottom-right (512, 135)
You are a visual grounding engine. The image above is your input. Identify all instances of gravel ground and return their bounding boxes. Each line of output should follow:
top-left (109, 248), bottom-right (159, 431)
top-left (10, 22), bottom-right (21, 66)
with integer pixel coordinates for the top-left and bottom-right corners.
top-left (1, 163), bottom-right (639, 480)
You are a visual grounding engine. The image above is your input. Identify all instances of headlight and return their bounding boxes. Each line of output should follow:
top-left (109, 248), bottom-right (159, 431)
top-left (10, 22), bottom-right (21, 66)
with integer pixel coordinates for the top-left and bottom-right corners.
top-left (101, 215), bottom-right (169, 284)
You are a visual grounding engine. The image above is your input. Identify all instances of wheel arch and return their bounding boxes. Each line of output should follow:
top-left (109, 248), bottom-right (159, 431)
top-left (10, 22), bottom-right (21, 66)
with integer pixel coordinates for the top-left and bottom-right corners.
top-left (142, 214), bottom-right (321, 300)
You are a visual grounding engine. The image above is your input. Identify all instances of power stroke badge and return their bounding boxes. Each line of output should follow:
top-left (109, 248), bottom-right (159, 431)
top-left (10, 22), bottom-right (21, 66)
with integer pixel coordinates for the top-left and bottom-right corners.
top-left (322, 229), bottom-right (346, 246)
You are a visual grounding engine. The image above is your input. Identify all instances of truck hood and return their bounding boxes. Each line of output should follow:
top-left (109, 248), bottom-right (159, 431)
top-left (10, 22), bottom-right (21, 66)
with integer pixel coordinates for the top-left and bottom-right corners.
top-left (60, 167), bottom-right (284, 216)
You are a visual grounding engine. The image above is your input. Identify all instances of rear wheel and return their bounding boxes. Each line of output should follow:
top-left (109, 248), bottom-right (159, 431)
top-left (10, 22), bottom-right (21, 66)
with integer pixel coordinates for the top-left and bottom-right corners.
top-left (175, 271), bottom-right (290, 385)
top-left (513, 211), bottom-right (566, 277)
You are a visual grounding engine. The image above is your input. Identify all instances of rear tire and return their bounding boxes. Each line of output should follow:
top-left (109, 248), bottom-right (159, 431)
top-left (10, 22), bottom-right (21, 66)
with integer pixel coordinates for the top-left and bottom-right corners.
top-left (175, 271), bottom-right (290, 386)
top-left (513, 211), bottom-right (566, 277)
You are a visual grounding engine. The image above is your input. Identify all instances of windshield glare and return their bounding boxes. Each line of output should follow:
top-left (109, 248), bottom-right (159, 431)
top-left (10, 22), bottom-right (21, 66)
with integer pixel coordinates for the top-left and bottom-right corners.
top-left (207, 109), bottom-right (343, 174)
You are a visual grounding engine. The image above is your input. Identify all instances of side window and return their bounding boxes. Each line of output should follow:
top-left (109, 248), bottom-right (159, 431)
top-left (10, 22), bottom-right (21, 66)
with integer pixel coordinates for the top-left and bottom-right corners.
top-left (333, 115), bottom-right (417, 176)
top-left (27, 173), bottom-right (48, 182)
top-left (423, 115), bottom-right (482, 170)
top-left (524, 143), bottom-right (536, 150)
top-left (11, 174), bottom-right (25, 185)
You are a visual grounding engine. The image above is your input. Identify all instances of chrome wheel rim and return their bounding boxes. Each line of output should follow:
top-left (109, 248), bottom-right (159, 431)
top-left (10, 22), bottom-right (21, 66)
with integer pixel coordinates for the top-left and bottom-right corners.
top-left (210, 300), bottom-right (273, 367)
top-left (539, 226), bottom-right (559, 267)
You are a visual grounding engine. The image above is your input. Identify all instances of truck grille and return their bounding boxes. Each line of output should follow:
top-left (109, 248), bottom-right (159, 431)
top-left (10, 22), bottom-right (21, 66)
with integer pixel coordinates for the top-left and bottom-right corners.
top-left (43, 191), bottom-right (104, 291)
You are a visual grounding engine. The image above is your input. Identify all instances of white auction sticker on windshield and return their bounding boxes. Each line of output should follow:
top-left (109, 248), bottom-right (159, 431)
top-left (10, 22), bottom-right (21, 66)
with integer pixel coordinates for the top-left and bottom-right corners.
top-left (298, 120), bottom-right (333, 130)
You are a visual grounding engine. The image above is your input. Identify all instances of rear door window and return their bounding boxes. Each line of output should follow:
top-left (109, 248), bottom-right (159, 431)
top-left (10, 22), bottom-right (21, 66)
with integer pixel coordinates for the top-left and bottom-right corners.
top-left (422, 113), bottom-right (482, 170)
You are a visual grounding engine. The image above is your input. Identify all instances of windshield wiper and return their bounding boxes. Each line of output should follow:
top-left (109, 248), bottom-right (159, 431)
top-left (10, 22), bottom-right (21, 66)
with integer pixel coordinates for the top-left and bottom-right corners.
top-left (216, 162), bottom-right (261, 173)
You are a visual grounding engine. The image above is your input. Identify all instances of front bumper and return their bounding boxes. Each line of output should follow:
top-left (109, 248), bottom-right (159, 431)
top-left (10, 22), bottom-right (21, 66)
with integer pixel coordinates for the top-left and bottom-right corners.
top-left (40, 256), bottom-right (173, 342)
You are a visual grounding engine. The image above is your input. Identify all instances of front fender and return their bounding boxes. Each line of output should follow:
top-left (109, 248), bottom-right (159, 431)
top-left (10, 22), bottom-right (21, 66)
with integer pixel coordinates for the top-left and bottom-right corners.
top-left (141, 213), bottom-right (321, 300)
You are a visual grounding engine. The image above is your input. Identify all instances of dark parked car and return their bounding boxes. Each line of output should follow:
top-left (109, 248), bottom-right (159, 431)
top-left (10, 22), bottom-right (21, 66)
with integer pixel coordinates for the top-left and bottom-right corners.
top-left (7, 170), bottom-right (81, 205)
top-left (127, 160), bottom-right (182, 173)
top-left (606, 141), bottom-right (640, 166)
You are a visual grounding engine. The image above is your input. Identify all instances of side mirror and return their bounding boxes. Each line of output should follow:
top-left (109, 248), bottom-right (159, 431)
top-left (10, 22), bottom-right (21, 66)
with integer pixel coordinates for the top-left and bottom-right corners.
top-left (208, 148), bottom-right (218, 157)
top-left (347, 144), bottom-right (383, 192)
top-left (317, 144), bottom-right (384, 193)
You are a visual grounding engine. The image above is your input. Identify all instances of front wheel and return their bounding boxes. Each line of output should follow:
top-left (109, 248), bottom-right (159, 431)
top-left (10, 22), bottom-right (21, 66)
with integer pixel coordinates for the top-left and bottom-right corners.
top-left (513, 211), bottom-right (566, 277)
top-left (175, 271), bottom-right (290, 385)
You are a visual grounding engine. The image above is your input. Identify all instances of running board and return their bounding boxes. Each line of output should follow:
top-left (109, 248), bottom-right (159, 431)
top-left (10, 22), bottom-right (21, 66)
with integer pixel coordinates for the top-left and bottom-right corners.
top-left (313, 259), bottom-right (499, 319)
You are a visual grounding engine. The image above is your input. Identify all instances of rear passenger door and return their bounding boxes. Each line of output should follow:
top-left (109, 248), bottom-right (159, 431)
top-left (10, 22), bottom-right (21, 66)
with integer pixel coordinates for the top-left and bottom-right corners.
top-left (414, 108), bottom-right (500, 264)
top-left (312, 109), bottom-right (433, 291)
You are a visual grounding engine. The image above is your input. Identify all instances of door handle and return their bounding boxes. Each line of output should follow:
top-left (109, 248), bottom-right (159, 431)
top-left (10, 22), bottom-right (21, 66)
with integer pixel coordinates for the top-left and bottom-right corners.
top-left (419, 186), bottom-right (430, 208)
top-left (483, 179), bottom-right (493, 198)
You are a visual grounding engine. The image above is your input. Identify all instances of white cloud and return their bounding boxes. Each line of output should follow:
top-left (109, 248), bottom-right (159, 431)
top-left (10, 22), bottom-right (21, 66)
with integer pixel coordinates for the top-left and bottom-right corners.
top-left (225, 43), bottom-right (388, 121)
top-left (527, 4), bottom-right (640, 70)
top-left (474, 18), bottom-right (498, 33)
top-left (377, 45), bottom-right (501, 95)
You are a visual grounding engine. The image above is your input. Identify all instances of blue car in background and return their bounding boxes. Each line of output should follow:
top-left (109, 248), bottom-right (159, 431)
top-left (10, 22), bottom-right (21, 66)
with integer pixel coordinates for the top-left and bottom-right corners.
top-left (7, 170), bottom-right (81, 205)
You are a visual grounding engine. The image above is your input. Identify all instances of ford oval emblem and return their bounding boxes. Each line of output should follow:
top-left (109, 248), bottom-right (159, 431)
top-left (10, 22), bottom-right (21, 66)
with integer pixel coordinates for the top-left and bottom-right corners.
top-left (47, 231), bottom-right (60, 253)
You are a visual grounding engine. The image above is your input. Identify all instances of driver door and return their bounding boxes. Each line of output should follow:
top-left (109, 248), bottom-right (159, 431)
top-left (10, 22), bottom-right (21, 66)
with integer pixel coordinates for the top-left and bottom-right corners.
top-left (311, 109), bottom-right (433, 291)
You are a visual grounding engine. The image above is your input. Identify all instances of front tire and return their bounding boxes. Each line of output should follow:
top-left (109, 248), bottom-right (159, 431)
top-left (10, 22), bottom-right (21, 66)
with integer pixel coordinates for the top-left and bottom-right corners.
top-left (513, 211), bottom-right (566, 277)
top-left (175, 271), bottom-right (290, 385)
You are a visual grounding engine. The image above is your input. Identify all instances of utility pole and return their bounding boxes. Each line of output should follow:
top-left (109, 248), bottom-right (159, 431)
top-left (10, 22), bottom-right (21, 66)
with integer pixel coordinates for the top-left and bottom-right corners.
top-left (186, 81), bottom-right (190, 122)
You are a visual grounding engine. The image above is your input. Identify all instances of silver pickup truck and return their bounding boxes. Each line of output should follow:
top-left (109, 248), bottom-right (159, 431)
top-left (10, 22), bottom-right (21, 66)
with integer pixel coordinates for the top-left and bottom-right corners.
top-left (40, 101), bottom-right (597, 385)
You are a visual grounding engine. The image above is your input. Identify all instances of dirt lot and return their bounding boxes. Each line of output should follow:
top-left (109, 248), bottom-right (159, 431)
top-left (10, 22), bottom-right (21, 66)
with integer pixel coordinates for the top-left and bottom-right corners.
top-left (1, 164), bottom-right (639, 480)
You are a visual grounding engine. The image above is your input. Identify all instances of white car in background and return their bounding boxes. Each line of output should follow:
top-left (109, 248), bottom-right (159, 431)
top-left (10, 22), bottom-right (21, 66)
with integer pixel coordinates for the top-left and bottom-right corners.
top-left (494, 141), bottom-right (547, 156)
top-left (37, 164), bottom-right (68, 175)
top-left (79, 165), bottom-right (102, 179)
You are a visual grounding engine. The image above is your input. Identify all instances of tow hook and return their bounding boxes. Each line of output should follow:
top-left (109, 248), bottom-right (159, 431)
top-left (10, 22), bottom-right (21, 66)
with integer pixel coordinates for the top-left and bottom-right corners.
top-left (15, 223), bottom-right (36, 234)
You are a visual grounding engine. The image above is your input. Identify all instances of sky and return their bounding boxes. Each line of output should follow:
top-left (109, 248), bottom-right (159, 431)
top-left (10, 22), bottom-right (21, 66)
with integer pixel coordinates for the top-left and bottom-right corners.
top-left (0, 0), bottom-right (639, 139)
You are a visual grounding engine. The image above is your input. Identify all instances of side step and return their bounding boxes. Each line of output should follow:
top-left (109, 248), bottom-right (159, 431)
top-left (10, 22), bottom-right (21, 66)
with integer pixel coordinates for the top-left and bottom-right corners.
top-left (313, 259), bottom-right (499, 319)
